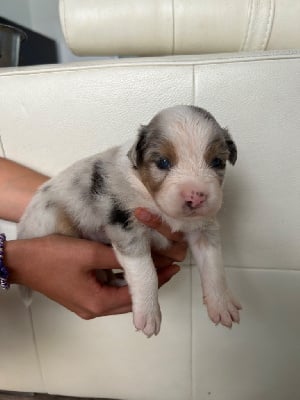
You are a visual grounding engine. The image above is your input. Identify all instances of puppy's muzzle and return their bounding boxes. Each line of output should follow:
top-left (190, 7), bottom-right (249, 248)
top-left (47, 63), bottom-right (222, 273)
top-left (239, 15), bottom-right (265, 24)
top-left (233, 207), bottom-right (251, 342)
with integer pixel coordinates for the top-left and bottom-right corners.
top-left (181, 189), bottom-right (207, 209)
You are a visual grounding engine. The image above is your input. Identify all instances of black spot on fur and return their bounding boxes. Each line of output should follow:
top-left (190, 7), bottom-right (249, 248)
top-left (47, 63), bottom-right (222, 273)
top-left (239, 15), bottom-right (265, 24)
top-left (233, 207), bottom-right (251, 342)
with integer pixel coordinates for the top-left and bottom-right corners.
top-left (225, 136), bottom-right (237, 165)
top-left (90, 161), bottom-right (106, 196)
top-left (192, 106), bottom-right (237, 165)
top-left (109, 199), bottom-right (132, 231)
top-left (128, 125), bottom-right (164, 168)
top-left (135, 126), bottom-right (149, 167)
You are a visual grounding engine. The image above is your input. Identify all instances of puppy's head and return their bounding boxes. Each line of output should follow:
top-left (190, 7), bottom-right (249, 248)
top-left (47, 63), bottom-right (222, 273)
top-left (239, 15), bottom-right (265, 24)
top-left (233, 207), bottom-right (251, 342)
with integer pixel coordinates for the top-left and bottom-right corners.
top-left (128, 105), bottom-right (237, 220)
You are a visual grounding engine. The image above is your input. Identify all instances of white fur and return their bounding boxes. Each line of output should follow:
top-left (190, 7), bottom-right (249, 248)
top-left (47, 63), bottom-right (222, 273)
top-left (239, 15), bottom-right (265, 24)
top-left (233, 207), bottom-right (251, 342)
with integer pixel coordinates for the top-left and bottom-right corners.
top-left (18, 105), bottom-right (241, 337)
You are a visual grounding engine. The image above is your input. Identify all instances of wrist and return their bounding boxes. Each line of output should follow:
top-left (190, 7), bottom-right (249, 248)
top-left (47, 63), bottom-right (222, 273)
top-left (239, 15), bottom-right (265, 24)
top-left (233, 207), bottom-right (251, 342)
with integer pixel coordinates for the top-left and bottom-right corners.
top-left (0, 158), bottom-right (49, 222)
top-left (2, 239), bottom-right (25, 285)
top-left (0, 234), bottom-right (10, 289)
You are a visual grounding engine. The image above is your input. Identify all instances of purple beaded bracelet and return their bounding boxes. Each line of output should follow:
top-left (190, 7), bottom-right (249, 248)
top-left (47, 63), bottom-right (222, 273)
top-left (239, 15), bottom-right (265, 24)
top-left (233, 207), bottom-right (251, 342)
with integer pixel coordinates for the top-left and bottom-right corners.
top-left (0, 233), bottom-right (10, 290)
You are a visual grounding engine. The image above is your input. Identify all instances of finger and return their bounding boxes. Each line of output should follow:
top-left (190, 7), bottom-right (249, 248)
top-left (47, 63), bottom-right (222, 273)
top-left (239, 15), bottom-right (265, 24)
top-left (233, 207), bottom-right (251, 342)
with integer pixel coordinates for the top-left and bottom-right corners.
top-left (157, 264), bottom-right (180, 288)
top-left (70, 278), bottom-right (132, 319)
top-left (101, 304), bottom-right (132, 316)
top-left (152, 241), bottom-right (188, 263)
top-left (134, 208), bottom-right (184, 242)
top-left (89, 265), bottom-right (180, 318)
top-left (100, 264), bottom-right (180, 305)
top-left (152, 254), bottom-right (175, 268)
top-left (100, 265), bottom-right (180, 312)
top-left (97, 284), bottom-right (132, 312)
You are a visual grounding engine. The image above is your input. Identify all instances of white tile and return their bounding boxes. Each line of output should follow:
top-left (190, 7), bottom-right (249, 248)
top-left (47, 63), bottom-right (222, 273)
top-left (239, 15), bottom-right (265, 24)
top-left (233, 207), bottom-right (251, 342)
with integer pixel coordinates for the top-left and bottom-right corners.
top-left (0, 287), bottom-right (44, 392)
top-left (194, 60), bottom-right (300, 270)
top-left (1, 65), bottom-right (193, 176)
top-left (0, 220), bottom-right (17, 241)
top-left (192, 266), bottom-right (300, 400)
top-left (32, 266), bottom-right (192, 400)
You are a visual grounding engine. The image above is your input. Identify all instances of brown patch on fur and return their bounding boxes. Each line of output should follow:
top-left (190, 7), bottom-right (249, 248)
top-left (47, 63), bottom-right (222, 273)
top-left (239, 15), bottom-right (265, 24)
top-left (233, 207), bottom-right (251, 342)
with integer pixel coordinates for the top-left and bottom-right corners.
top-left (56, 208), bottom-right (79, 237)
top-left (205, 137), bottom-right (229, 184)
top-left (139, 138), bottom-right (178, 194)
top-left (205, 137), bottom-right (228, 164)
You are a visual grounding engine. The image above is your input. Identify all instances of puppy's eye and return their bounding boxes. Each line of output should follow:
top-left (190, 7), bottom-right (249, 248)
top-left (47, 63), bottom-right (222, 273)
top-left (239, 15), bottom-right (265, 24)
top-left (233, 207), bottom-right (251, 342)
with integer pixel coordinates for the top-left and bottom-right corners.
top-left (156, 157), bottom-right (171, 170)
top-left (210, 158), bottom-right (225, 169)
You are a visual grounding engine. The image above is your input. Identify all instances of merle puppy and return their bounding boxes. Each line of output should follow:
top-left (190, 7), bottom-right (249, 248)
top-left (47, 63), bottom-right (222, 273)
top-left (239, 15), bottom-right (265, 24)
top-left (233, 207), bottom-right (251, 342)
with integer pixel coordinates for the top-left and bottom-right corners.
top-left (18, 105), bottom-right (241, 337)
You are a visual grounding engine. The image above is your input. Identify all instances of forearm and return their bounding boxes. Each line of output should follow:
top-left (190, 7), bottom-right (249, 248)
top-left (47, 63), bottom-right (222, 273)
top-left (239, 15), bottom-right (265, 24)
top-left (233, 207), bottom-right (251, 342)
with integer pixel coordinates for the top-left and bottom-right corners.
top-left (0, 158), bottom-right (48, 222)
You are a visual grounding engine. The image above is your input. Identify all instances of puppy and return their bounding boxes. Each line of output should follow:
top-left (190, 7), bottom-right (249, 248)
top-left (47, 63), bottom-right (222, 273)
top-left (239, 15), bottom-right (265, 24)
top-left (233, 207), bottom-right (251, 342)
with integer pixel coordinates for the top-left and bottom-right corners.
top-left (18, 105), bottom-right (241, 337)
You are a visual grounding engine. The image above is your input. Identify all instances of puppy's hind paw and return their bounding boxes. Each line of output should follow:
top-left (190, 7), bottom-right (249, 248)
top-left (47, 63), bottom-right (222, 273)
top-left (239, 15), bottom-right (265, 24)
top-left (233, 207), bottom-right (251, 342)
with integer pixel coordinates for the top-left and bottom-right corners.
top-left (204, 290), bottom-right (242, 328)
top-left (133, 306), bottom-right (162, 338)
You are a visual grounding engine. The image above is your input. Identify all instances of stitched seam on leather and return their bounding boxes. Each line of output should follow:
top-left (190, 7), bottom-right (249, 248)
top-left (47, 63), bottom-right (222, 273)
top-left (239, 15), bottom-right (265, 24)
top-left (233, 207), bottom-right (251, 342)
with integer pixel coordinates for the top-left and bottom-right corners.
top-left (192, 65), bottom-right (195, 108)
top-left (0, 52), bottom-right (299, 77)
top-left (260, 0), bottom-right (275, 50)
top-left (240, 0), bottom-right (255, 51)
top-left (59, 0), bottom-right (72, 52)
top-left (241, 0), bottom-right (274, 51)
top-left (171, 0), bottom-right (175, 54)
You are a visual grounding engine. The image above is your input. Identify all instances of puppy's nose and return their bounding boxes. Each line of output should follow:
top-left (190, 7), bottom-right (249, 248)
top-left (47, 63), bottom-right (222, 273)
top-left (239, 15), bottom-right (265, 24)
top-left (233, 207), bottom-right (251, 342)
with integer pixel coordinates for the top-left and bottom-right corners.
top-left (181, 190), bottom-right (207, 209)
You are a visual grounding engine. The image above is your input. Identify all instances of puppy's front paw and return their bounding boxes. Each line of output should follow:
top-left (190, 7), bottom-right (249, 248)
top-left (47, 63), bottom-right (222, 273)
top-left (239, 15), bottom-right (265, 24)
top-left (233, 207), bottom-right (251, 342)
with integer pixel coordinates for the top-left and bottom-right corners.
top-left (204, 290), bottom-right (242, 328)
top-left (133, 305), bottom-right (162, 338)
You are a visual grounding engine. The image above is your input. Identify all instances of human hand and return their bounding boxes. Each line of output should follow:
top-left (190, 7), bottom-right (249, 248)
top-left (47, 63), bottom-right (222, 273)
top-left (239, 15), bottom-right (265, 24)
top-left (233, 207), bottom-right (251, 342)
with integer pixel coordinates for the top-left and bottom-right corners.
top-left (6, 235), bottom-right (180, 319)
top-left (134, 208), bottom-right (188, 265)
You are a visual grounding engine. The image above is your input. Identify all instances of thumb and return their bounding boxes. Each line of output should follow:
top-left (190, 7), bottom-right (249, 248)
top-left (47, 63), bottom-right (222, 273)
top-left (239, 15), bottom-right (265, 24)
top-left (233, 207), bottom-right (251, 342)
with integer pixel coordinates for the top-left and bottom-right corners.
top-left (157, 264), bottom-right (180, 287)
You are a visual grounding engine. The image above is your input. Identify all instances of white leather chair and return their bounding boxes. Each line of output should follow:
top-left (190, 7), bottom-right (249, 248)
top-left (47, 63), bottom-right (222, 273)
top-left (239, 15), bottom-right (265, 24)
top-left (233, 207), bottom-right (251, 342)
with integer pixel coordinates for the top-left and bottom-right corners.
top-left (0, 1), bottom-right (299, 399)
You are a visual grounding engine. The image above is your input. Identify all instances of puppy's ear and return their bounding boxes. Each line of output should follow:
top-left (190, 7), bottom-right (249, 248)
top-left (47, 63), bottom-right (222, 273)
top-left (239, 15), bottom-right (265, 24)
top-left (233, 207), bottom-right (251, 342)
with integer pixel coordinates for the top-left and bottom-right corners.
top-left (127, 125), bottom-right (149, 168)
top-left (223, 128), bottom-right (237, 165)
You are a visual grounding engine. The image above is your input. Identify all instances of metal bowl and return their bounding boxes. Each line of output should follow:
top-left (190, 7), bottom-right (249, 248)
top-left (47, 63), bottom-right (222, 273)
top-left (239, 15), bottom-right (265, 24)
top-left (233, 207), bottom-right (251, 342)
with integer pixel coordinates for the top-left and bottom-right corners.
top-left (0, 23), bottom-right (27, 67)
